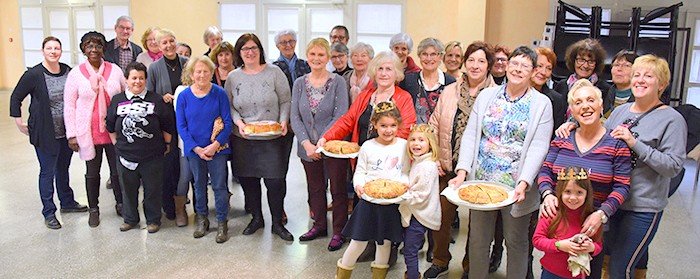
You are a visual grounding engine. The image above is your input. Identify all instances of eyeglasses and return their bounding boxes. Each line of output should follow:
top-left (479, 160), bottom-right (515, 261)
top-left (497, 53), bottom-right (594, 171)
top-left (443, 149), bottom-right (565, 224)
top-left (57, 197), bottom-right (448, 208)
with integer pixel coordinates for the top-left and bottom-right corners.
top-left (508, 60), bottom-right (534, 71)
top-left (241, 46), bottom-right (259, 53)
top-left (419, 52), bottom-right (443, 59)
top-left (495, 57), bottom-right (508, 63)
top-left (330, 35), bottom-right (347, 41)
top-left (330, 54), bottom-right (346, 60)
top-left (85, 45), bottom-right (104, 51)
top-left (278, 39), bottom-right (296, 46)
top-left (575, 57), bottom-right (597, 66)
top-left (612, 63), bottom-right (632, 69)
top-left (116, 25), bottom-right (132, 31)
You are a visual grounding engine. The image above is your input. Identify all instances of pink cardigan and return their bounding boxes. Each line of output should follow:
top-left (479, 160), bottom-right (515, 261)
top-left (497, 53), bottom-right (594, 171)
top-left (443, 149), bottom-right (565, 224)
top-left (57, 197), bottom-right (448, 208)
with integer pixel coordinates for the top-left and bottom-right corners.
top-left (63, 61), bottom-right (126, 160)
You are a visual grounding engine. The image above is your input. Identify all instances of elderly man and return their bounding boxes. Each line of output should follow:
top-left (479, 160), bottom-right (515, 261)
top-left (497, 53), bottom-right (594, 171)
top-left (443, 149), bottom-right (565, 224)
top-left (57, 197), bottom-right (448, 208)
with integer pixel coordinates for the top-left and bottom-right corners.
top-left (327, 25), bottom-right (350, 71)
top-left (103, 16), bottom-right (142, 70)
top-left (272, 29), bottom-right (310, 89)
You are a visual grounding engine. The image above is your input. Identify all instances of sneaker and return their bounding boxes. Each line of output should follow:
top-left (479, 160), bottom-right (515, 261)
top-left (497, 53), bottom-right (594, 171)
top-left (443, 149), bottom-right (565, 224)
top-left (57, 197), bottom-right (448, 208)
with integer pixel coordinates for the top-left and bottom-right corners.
top-left (45, 216), bottom-right (61, 229)
top-left (423, 264), bottom-right (448, 279)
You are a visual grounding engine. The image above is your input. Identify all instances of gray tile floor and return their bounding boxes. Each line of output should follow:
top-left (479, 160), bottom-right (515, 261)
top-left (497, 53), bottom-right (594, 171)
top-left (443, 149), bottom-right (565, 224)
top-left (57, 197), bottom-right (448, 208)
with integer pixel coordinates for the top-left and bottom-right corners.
top-left (2, 89), bottom-right (699, 278)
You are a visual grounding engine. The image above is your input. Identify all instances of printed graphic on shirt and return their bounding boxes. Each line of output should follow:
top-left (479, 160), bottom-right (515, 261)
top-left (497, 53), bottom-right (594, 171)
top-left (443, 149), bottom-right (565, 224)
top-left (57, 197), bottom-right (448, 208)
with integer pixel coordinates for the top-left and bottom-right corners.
top-left (371, 155), bottom-right (402, 176)
top-left (117, 101), bottom-right (155, 143)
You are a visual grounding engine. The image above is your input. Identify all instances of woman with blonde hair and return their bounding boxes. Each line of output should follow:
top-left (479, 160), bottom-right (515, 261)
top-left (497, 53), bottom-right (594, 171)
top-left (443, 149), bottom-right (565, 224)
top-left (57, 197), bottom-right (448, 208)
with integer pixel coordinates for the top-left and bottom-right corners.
top-left (135, 27), bottom-right (162, 68)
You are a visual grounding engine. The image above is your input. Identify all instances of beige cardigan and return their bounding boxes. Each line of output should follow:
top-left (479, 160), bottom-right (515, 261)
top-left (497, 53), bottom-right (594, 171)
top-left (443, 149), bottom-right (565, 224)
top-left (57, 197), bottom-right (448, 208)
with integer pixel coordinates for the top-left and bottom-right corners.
top-left (398, 153), bottom-right (441, 230)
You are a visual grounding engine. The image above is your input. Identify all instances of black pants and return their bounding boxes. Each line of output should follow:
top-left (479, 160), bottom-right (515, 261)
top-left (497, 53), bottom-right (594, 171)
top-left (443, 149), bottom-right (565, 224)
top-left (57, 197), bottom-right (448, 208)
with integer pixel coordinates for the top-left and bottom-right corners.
top-left (117, 156), bottom-right (164, 226)
top-left (85, 144), bottom-right (122, 209)
top-left (239, 177), bottom-right (286, 223)
top-left (161, 141), bottom-right (180, 217)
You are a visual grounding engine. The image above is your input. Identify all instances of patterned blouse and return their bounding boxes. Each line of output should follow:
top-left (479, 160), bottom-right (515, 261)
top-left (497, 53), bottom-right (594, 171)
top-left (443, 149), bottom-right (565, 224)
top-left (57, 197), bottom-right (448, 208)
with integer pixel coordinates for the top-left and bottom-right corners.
top-left (475, 89), bottom-right (532, 187)
top-left (305, 76), bottom-right (332, 115)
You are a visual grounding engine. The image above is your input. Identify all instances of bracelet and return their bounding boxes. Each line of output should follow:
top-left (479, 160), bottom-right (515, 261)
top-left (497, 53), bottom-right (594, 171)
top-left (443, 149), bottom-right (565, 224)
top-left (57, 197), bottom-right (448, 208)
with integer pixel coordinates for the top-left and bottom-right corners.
top-left (555, 241), bottom-right (561, 250)
top-left (541, 190), bottom-right (554, 203)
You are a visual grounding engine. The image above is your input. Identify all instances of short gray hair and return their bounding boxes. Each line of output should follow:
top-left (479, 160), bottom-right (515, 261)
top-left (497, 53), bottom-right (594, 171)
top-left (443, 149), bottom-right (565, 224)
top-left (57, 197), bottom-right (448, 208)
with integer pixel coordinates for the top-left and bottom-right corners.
top-left (331, 42), bottom-right (349, 55)
top-left (274, 29), bottom-right (297, 45)
top-left (202, 26), bottom-right (222, 44)
top-left (417, 38), bottom-right (445, 56)
top-left (389, 33), bottom-right (413, 53)
top-left (350, 42), bottom-right (374, 59)
top-left (115, 15), bottom-right (134, 29)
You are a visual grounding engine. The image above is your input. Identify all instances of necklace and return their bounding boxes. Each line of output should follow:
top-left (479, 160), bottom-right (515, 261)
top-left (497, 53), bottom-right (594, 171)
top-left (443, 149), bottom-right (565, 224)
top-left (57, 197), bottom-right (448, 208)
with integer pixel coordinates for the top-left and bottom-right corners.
top-left (165, 58), bottom-right (178, 72)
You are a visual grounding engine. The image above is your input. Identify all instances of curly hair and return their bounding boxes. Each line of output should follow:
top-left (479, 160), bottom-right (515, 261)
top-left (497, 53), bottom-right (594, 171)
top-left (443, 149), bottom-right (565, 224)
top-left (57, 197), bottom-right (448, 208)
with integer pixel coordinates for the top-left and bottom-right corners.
top-left (565, 38), bottom-right (606, 75)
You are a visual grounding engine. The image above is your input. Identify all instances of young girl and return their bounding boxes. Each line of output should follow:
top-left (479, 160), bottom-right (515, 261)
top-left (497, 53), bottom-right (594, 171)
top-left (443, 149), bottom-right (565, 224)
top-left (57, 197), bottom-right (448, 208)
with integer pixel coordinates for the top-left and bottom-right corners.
top-left (399, 124), bottom-right (441, 279)
top-left (533, 166), bottom-right (603, 279)
top-left (336, 102), bottom-right (410, 279)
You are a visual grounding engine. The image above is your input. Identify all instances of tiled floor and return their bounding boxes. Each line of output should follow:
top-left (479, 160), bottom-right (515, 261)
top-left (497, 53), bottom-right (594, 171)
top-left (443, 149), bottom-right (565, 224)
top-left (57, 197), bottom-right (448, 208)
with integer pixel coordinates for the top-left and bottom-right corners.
top-left (2, 89), bottom-right (699, 278)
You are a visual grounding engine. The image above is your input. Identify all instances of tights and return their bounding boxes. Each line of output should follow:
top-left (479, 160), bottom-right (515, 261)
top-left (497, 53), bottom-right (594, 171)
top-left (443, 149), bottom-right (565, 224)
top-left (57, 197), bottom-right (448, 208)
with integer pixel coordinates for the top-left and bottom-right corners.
top-left (341, 239), bottom-right (391, 267)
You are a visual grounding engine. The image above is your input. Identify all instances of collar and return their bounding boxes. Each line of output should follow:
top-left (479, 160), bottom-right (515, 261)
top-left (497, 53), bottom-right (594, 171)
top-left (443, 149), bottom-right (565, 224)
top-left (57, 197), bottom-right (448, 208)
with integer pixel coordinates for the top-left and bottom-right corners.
top-left (114, 40), bottom-right (132, 50)
top-left (412, 152), bottom-right (434, 164)
top-left (125, 88), bottom-right (147, 100)
top-left (419, 69), bottom-right (445, 91)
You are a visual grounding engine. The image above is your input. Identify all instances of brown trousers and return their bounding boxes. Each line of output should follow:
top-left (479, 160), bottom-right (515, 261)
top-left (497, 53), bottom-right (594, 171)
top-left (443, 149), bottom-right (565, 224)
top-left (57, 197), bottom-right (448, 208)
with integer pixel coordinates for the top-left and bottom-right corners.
top-left (432, 173), bottom-right (470, 271)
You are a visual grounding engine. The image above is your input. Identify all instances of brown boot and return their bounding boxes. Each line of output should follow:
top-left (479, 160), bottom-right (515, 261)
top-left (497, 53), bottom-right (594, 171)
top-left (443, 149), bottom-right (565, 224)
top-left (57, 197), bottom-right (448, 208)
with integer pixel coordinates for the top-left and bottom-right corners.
top-left (371, 262), bottom-right (389, 279)
top-left (634, 269), bottom-right (647, 279)
top-left (601, 255), bottom-right (610, 279)
top-left (174, 196), bottom-right (188, 227)
top-left (335, 259), bottom-right (354, 279)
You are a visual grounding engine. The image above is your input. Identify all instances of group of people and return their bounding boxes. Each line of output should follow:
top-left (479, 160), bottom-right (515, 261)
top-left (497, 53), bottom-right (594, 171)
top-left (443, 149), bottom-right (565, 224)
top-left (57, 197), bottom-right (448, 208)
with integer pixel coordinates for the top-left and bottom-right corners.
top-left (9, 14), bottom-right (687, 279)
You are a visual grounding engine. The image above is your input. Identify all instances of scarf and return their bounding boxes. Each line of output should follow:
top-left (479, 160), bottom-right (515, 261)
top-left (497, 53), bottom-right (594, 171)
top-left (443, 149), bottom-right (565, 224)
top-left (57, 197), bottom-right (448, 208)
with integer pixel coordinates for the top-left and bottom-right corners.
top-left (566, 73), bottom-right (598, 89)
top-left (147, 50), bottom-right (163, 62)
top-left (452, 74), bottom-right (494, 167)
top-left (350, 70), bottom-right (370, 102)
top-left (81, 60), bottom-right (110, 133)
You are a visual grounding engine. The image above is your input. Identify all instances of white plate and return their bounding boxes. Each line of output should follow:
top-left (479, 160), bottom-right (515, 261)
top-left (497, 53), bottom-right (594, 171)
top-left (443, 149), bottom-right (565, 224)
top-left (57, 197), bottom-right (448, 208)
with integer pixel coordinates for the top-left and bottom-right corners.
top-left (315, 147), bottom-right (359, 159)
top-left (441, 180), bottom-right (516, 211)
top-left (361, 192), bottom-right (410, 205)
top-left (243, 121), bottom-right (283, 139)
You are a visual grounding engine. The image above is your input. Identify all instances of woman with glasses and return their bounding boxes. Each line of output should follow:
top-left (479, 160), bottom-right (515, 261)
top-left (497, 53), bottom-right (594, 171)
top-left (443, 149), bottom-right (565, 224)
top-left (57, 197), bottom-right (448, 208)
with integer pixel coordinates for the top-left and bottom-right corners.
top-left (605, 50), bottom-right (639, 117)
top-left (399, 38), bottom-right (456, 124)
top-left (553, 39), bottom-right (611, 110)
top-left (449, 46), bottom-right (553, 279)
top-left (225, 33), bottom-right (294, 241)
top-left (490, 44), bottom-right (511, 85)
top-left (135, 27), bottom-right (162, 68)
top-left (272, 29), bottom-right (310, 90)
top-left (331, 42), bottom-right (353, 76)
top-left (343, 42), bottom-right (375, 104)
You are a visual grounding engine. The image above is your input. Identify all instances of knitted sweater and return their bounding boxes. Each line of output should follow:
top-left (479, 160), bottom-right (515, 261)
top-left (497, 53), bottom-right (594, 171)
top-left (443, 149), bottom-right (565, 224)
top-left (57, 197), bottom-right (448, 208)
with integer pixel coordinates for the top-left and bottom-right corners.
top-left (398, 152), bottom-right (441, 230)
top-left (176, 85), bottom-right (233, 157)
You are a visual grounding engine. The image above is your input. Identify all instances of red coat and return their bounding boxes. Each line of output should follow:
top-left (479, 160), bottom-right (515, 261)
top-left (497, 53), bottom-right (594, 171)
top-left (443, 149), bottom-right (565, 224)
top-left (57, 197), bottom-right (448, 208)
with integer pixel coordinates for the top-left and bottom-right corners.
top-left (323, 85), bottom-right (417, 143)
top-left (405, 56), bottom-right (422, 74)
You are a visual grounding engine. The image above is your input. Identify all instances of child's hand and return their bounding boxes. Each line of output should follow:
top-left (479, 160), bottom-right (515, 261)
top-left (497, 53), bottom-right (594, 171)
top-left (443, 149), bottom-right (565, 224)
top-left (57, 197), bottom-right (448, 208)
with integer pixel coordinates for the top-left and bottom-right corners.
top-left (355, 185), bottom-right (364, 197)
top-left (581, 240), bottom-right (595, 253)
top-left (556, 239), bottom-right (582, 257)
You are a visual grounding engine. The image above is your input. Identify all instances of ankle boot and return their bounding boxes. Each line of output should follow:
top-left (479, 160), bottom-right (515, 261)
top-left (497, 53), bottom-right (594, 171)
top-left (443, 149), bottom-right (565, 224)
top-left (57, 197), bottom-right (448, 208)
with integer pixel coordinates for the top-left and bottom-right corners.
top-left (216, 220), bottom-right (228, 243)
top-left (174, 196), bottom-right (188, 227)
top-left (193, 213), bottom-right (210, 238)
top-left (601, 255), bottom-right (610, 279)
top-left (335, 259), bottom-right (354, 279)
top-left (371, 262), bottom-right (390, 279)
top-left (88, 208), bottom-right (100, 227)
top-left (634, 269), bottom-right (647, 279)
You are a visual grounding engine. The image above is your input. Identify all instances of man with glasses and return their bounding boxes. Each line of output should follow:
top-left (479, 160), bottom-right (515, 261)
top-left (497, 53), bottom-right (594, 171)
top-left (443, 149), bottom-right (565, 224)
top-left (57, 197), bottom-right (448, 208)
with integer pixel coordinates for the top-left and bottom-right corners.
top-left (272, 29), bottom-right (310, 90)
top-left (104, 16), bottom-right (142, 70)
top-left (327, 25), bottom-right (351, 72)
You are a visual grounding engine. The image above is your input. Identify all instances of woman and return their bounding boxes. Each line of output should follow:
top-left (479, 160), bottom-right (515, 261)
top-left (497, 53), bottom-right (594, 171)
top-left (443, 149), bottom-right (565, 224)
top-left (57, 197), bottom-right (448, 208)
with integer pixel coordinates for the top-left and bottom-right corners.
top-left (135, 27), bottom-right (162, 68)
top-left (390, 33), bottom-right (421, 74)
top-left (399, 38), bottom-right (456, 124)
top-left (176, 42), bottom-right (192, 58)
top-left (443, 41), bottom-right (464, 80)
top-left (424, 41), bottom-right (497, 279)
top-left (146, 29), bottom-right (189, 223)
top-left (203, 26), bottom-right (223, 56)
top-left (553, 38), bottom-right (611, 109)
top-left (177, 55), bottom-right (233, 243)
top-left (605, 50), bottom-right (639, 117)
top-left (106, 62), bottom-right (175, 234)
top-left (449, 46), bottom-right (553, 279)
top-left (209, 41), bottom-right (236, 87)
top-left (64, 31), bottom-right (126, 227)
top-left (10, 36), bottom-right (88, 229)
top-left (531, 47), bottom-right (567, 132)
top-left (539, 79), bottom-right (632, 279)
top-left (342, 42), bottom-right (374, 104)
top-left (290, 38), bottom-right (350, 249)
top-left (225, 33), bottom-right (294, 241)
top-left (491, 44), bottom-right (511, 85)
top-left (272, 29), bottom-right (311, 90)
top-left (331, 42), bottom-right (353, 76)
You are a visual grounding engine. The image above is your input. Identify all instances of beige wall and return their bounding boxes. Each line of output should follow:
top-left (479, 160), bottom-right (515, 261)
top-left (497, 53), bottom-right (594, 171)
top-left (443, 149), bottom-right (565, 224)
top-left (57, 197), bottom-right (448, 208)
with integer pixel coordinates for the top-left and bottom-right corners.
top-left (0, 0), bottom-right (22, 89)
top-left (485, 0), bottom-right (550, 50)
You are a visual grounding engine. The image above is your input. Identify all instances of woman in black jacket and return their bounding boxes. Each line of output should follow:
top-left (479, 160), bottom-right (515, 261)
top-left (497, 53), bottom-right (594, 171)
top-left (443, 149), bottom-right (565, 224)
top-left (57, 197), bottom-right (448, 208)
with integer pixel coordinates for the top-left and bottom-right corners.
top-left (9, 36), bottom-right (88, 229)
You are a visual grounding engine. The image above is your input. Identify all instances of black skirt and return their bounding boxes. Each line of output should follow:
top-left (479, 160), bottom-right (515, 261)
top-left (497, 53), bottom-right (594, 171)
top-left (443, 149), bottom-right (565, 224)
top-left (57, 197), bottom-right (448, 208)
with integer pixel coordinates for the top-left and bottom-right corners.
top-left (231, 133), bottom-right (294, 179)
top-left (342, 199), bottom-right (404, 243)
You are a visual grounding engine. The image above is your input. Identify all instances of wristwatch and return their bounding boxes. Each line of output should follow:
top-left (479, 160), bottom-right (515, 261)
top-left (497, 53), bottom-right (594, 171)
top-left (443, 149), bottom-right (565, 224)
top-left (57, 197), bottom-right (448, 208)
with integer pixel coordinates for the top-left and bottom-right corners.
top-left (596, 210), bottom-right (608, 224)
top-left (541, 190), bottom-right (554, 203)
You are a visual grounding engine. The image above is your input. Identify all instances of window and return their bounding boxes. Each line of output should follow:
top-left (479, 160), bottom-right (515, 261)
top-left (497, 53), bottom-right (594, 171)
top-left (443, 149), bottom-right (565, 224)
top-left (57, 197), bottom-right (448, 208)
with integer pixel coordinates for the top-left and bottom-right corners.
top-left (685, 17), bottom-right (700, 107)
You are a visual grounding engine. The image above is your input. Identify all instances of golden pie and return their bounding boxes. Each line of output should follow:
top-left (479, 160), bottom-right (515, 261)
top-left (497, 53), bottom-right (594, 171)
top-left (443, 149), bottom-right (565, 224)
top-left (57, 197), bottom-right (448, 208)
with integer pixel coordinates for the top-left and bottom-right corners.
top-left (324, 140), bottom-right (360, 154)
top-left (244, 122), bottom-right (282, 134)
top-left (458, 184), bottom-right (508, 204)
top-left (363, 179), bottom-right (408, 199)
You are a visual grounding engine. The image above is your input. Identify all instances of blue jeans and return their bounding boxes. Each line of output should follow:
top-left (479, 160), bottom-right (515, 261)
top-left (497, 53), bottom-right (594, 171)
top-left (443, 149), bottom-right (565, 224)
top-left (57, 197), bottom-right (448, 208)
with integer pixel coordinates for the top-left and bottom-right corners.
top-left (541, 267), bottom-right (581, 279)
top-left (404, 216), bottom-right (427, 279)
top-left (606, 210), bottom-right (663, 279)
top-left (34, 138), bottom-right (79, 218)
top-left (188, 154), bottom-right (229, 222)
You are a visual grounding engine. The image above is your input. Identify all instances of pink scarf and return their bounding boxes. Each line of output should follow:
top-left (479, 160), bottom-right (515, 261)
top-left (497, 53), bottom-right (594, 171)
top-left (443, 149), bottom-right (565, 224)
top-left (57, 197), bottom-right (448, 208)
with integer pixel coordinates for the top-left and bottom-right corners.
top-left (148, 50), bottom-right (163, 62)
top-left (80, 60), bottom-right (111, 133)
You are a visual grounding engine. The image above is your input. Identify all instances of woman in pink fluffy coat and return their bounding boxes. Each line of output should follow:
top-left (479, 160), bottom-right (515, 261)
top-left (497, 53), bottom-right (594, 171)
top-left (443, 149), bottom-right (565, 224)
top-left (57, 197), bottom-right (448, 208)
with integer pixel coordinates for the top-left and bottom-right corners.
top-left (64, 31), bottom-right (126, 227)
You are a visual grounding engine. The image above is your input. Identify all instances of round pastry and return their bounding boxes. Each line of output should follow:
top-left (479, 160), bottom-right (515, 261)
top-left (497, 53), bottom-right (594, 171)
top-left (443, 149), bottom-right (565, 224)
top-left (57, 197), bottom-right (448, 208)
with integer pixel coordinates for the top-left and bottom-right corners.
top-left (243, 123), bottom-right (256, 134)
top-left (324, 140), bottom-right (360, 154)
top-left (364, 178), bottom-right (408, 199)
top-left (245, 121), bottom-right (282, 134)
top-left (458, 184), bottom-right (508, 204)
top-left (341, 142), bottom-right (360, 154)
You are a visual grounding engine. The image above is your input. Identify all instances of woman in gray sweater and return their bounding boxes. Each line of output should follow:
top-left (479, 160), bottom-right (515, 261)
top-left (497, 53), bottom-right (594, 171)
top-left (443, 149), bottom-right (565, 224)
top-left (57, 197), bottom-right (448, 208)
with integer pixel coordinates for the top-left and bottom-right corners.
top-left (290, 38), bottom-right (349, 249)
top-left (225, 33), bottom-right (294, 241)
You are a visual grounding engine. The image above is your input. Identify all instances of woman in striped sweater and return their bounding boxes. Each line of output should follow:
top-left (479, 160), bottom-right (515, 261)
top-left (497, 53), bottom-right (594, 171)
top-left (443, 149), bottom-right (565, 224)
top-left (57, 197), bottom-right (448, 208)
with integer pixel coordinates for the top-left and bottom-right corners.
top-left (537, 79), bottom-right (632, 279)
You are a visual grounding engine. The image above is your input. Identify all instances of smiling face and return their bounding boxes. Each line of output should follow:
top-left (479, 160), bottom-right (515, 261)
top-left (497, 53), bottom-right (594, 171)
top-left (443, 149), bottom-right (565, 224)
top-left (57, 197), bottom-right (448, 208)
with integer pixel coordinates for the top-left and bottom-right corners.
top-left (418, 46), bottom-right (441, 72)
top-left (306, 45), bottom-right (329, 72)
top-left (612, 58), bottom-right (633, 88)
top-left (191, 61), bottom-right (213, 88)
top-left (83, 40), bottom-right (104, 65)
top-left (562, 180), bottom-right (587, 211)
top-left (217, 50), bottom-right (233, 68)
top-left (206, 35), bottom-right (222, 50)
top-left (330, 28), bottom-right (348, 45)
top-left (126, 69), bottom-right (146, 95)
top-left (505, 55), bottom-right (535, 87)
top-left (176, 45), bottom-right (191, 57)
top-left (570, 87), bottom-right (602, 127)
top-left (408, 132), bottom-right (430, 157)
top-left (158, 35), bottom-right (177, 59)
top-left (375, 61), bottom-right (397, 88)
top-left (392, 43), bottom-right (409, 64)
top-left (42, 40), bottom-right (62, 63)
top-left (492, 51), bottom-right (508, 77)
top-left (115, 20), bottom-right (133, 42)
top-left (531, 55), bottom-right (553, 88)
top-left (331, 50), bottom-right (348, 71)
top-left (374, 115), bottom-right (399, 144)
top-left (146, 32), bottom-right (159, 53)
top-left (574, 53), bottom-right (596, 78)
top-left (276, 34), bottom-right (296, 60)
top-left (464, 49), bottom-right (488, 84)
top-left (351, 50), bottom-right (370, 72)
top-left (631, 66), bottom-right (664, 101)
top-left (443, 46), bottom-right (462, 73)
top-left (240, 39), bottom-right (261, 66)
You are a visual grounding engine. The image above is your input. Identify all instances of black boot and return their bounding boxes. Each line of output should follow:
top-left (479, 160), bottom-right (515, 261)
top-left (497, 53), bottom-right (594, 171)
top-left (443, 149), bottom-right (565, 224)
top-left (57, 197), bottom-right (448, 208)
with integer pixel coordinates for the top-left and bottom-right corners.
top-left (488, 245), bottom-right (503, 273)
top-left (242, 215), bottom-right (264, 235)
top-left (216, 220), bottom-right (228, 243)
top-left (193, 213), bottom-right (210, 238)
top-left (272, 222), bottom-right (293, 241)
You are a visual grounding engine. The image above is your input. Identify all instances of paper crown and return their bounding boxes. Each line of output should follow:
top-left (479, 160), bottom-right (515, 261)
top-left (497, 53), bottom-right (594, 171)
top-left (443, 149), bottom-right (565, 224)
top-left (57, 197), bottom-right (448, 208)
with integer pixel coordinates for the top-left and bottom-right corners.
top-left (557, 168), bottom-right (589, 181)
top-left (410, 123), bottom-right (435, 134)
top-left (374, 101), bottom-right (397, 114)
